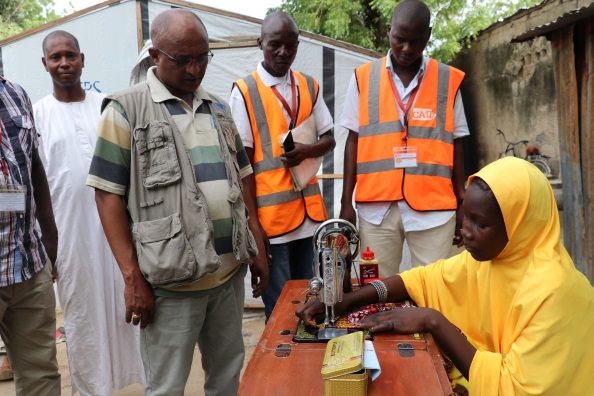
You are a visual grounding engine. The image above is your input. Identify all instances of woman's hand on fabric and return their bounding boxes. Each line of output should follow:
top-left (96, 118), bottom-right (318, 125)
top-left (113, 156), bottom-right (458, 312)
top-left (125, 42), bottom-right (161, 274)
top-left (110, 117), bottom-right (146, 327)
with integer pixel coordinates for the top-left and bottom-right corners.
top-left (360, 306), bottom-right (477, 380)
top-left (358, 307), bottom-right (440, 334)
top-left (295, 298), bottom-right (326, 327)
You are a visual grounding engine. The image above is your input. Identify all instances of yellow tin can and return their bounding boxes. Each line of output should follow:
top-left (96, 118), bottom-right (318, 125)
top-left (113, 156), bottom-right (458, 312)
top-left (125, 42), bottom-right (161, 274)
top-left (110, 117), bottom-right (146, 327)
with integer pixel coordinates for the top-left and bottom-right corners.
top-left (321, 331), bottom-right (368, 396)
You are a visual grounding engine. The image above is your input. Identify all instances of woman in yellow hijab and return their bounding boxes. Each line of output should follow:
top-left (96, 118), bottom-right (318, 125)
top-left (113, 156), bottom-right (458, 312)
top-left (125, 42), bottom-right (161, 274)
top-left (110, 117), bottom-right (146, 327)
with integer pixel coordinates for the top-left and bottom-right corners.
top-left (297, 157), bottom-right (594, 395)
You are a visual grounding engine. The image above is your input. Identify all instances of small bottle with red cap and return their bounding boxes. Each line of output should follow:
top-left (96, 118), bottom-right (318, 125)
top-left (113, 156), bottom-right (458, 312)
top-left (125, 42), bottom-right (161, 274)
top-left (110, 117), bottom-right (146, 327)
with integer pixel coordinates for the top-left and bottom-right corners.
top-left (359, 246), bottom-right (379, 285)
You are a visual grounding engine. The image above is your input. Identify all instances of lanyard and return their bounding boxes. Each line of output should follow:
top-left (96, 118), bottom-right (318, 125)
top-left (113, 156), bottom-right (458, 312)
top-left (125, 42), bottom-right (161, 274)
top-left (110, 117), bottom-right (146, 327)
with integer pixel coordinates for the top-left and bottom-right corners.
top-left (0, 129), bottom-right (9, 177)
top-left (271, 71), bottom-right (297, 129)
top-left (387, 69), bottom-right (424, 144)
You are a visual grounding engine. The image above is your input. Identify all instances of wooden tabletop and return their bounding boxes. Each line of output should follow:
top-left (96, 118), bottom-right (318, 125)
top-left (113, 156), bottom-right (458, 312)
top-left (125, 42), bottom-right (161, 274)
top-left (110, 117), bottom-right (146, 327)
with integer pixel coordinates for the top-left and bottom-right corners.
top-left (239, 280), bottom-right (453, 395)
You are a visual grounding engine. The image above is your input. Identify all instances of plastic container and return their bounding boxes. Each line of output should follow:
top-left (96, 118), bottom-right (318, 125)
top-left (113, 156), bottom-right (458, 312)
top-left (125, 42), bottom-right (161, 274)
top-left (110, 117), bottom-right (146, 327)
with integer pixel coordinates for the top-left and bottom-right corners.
top-left (363, 277), bottom-right (382, 285)
top-left (359, 246), bottom-right (379, 285)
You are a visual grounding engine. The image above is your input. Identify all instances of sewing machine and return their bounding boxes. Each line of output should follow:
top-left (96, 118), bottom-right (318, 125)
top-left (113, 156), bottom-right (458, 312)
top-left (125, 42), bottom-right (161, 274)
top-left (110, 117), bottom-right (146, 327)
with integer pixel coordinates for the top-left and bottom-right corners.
top-left (306, 219), bottom-right (360, 340)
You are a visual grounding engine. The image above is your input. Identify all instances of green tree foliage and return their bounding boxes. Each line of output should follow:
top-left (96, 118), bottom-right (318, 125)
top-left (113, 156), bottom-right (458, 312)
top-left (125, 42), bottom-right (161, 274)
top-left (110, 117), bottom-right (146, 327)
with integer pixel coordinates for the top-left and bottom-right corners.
top-left (273, 0), bottom-right (542, 63)
top-left (0, 0), bottom-right (67, 40)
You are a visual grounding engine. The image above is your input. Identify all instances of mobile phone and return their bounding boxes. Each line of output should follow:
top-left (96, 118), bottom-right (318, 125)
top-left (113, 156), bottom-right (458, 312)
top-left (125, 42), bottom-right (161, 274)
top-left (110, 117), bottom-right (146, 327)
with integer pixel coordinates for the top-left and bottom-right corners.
top-left (283, 131), bottom-right (295, 152)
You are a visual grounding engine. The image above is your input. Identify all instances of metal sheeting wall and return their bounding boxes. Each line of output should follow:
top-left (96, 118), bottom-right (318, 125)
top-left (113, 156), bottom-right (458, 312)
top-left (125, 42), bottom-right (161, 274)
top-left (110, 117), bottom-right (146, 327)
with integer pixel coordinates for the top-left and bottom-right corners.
top-left (551, 18), bottom-right (594, 283)
top-left (581, 21), bottom-right (594, 283)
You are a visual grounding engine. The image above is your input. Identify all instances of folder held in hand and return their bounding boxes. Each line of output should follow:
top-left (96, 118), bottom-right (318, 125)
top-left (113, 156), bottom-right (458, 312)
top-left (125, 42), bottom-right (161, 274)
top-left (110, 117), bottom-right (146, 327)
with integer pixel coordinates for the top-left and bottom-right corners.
top-left (279, 115), bottom-right (322, 191)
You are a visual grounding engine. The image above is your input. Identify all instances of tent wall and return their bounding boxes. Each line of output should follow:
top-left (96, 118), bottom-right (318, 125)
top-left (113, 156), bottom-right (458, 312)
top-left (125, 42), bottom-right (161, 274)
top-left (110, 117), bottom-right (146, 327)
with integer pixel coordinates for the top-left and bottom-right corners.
top-left (1, 1), bottom-right (139, 102)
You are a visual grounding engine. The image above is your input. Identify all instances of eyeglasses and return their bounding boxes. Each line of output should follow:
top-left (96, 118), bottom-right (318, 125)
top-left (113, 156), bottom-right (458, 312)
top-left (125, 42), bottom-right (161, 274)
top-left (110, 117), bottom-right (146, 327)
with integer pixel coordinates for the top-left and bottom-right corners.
top-left (154, 47), bottom-right (214, 68)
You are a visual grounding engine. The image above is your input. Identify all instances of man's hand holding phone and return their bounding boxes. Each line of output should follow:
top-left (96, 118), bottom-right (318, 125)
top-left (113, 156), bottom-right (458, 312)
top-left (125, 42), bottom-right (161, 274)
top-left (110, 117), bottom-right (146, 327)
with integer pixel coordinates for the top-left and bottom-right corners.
top-left (282, 130), bottom-right (296, 152)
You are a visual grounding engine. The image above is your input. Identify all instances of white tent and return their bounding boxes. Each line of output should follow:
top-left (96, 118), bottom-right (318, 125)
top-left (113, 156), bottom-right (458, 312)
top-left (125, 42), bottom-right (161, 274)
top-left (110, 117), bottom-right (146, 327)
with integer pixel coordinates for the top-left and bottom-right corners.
top-left (0, 0), bottom-right (381, 306)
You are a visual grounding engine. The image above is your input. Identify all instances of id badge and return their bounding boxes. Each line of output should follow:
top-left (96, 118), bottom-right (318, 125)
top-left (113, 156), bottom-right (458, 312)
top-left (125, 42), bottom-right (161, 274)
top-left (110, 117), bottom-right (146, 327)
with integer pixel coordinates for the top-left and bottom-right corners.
top-left (393, 146), bottom-right (418, 168)
top-left (0, 184), bottom-right (27, 213)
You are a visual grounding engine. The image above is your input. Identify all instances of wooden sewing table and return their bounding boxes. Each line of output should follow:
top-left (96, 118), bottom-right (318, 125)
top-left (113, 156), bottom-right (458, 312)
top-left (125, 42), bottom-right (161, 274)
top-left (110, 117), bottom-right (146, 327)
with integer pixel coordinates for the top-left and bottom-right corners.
top-left (239, 280), bottom-right (453, 395)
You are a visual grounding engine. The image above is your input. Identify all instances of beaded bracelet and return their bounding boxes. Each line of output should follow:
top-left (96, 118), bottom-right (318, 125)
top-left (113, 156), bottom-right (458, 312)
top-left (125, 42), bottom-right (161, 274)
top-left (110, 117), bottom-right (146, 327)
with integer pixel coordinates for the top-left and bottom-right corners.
top-left (369, 280), bottom-right (388, 303)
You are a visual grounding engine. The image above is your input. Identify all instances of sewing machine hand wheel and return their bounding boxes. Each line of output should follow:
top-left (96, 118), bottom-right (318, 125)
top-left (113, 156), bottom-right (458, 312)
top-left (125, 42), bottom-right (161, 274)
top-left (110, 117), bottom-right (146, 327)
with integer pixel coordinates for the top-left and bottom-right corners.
top-left (312, 219), bottom-right (360, 260)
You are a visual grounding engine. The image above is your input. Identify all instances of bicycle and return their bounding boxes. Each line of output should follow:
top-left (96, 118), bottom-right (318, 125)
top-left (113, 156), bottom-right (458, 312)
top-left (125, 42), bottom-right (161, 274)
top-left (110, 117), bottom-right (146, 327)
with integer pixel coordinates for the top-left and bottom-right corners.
top-left (497, 129), bottom-right (552, 177)
top-left (497, 129), bottom-right (529, 158)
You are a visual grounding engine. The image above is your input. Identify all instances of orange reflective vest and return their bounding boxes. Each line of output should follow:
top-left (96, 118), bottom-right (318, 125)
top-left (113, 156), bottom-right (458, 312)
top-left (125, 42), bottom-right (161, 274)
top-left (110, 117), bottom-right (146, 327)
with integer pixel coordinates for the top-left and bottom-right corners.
top-left (234, 71), bottom-right (327, 238)
top-left (355, 57), bottom-right (464, 211)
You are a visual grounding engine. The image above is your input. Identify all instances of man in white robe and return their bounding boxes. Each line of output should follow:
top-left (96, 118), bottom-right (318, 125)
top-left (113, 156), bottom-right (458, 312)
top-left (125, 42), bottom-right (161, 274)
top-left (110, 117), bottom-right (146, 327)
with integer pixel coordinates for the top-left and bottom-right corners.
top-left (34, 30), bottom-right (144, 396)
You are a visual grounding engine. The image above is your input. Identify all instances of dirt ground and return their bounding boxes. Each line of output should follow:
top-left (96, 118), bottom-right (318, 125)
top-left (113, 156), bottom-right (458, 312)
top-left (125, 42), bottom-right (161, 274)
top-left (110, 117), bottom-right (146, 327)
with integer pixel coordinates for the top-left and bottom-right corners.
top-left (0, 309), bottom-right (266, 396)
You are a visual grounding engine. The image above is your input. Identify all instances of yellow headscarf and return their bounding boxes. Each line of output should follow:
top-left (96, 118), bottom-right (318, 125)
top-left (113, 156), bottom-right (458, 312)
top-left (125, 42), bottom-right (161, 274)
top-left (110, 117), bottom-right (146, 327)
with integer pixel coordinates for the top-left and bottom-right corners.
top-left (400, 157), bottom-right (594, 395)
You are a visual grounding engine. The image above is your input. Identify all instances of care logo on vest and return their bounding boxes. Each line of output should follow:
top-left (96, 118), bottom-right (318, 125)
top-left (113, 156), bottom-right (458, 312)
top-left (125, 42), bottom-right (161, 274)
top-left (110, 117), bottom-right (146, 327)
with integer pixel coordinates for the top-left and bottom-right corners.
top-left (411, 108), bottom-right (436, 121)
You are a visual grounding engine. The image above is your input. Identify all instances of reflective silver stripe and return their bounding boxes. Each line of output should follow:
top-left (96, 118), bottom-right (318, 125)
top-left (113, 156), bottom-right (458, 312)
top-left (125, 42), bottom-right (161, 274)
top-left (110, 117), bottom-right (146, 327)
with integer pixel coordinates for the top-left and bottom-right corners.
top-left (243, 74), bottom-right (278, 173)
top-left (257, 190), bottom-right (300, 208)
top-left (366, 59), bottom-right (383, 127)
top-left (360, 59), bottom-right (402, 137)
top-left (408, 126), bottom-right (453, 144)
top-left (436, 62), bottom-right (450, 131)
top-left (256, 183), bottom-right (321, 208)
top-left (253, 157), bottom-right (284, 174)
top-left (406, 163), bottom-right (452, 178)
top-left (244, 73), bottom-right (319, 175)
top-left (357, 160), bottom-right (452, 179)
top-left (302, 73), bottom-right (317, 103)
top-left (357, 159), bottom-right (394, 175)
top-left (302, 182), bottom-right (322, 197)
top-left (359, 120), bottom-right (403, 136)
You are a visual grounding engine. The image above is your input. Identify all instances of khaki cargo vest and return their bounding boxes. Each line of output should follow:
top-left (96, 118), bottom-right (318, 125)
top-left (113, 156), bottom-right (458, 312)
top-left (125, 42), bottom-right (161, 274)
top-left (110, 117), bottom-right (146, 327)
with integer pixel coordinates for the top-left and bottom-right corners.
top-left (104, 83), bottom-right (257, 288)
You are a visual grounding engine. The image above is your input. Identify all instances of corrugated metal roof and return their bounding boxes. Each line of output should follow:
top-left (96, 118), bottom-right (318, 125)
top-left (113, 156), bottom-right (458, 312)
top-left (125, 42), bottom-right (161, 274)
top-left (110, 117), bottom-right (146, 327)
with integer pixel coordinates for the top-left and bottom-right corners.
top-left (512, 1), bottom-right (594, 42)
top-left (471, 0), bottom-right (548, 39)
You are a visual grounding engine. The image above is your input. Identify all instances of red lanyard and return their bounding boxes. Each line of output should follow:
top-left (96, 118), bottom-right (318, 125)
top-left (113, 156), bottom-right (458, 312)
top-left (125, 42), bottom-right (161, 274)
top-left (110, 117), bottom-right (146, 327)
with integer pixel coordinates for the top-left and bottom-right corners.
top-left (0, 130), bottom-right (8, 177)
top-left (387, 69), bottom-right (424, 142)
top-left (271, 71), bottom-right (297, 129)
